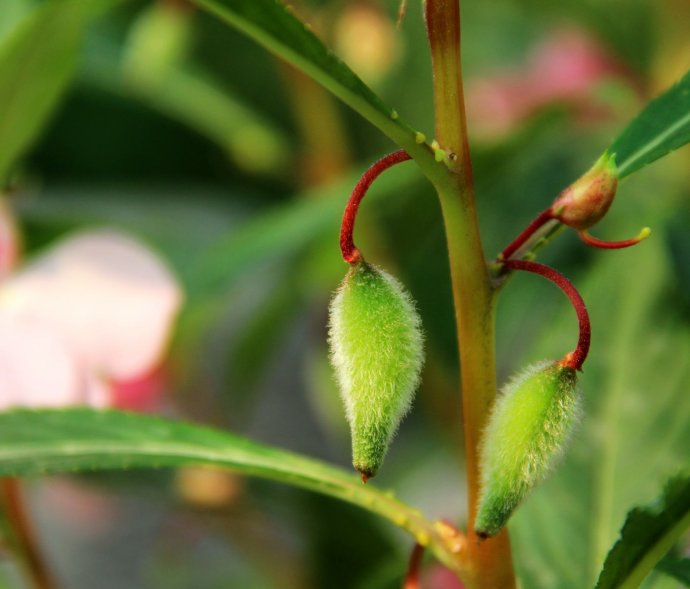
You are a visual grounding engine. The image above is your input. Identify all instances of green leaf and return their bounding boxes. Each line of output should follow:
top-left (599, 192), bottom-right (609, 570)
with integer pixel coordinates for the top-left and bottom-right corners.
top-left (115, 1), bottom-right (292, 175)
top-left (188, 0), bottom-right (435, 168)
top-left (0, 0), bottom-right (32, 42)
top-left (0, 408), bottom-right (464, 576)
top-left (79, 2), bottom-right (292, 175)
top-left (609, 68), bottom-right (690, 178)
top-left (0, 0), bottom-right (111, 183)
top-left (128, 64), bottom-right (292, 175)
top-left (595, 474), bottom-right (690, 589)
top-left (657, 556), bottom-right (690, 586)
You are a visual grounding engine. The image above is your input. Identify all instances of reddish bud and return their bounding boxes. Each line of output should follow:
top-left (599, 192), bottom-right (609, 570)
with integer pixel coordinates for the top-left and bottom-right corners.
top-left (551, 153), bottom-right (618, 230)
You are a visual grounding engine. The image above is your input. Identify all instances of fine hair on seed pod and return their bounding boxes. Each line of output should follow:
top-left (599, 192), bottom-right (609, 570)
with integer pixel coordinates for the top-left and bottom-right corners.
top-left (328, 261), bottom-right (424, 480)
top-left (475, 360), bottom-right (581, 537)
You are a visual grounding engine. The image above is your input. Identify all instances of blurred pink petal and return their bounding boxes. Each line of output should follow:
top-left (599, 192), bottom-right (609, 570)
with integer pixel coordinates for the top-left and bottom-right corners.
top-left (39, 477), bottom-right (120, 535)
top-left (467, 28), bottom-right (636, 139)
top-left (527, 29), bottom-right (625, 101)
top-left (0, 312), bottom-right (81, 409)
top-left (2, 230), bottom-right (183, 381)
top-left (110, 366), bottom-right (166, 412)
top-left (83, 372), bottom-right (113, 409)
top-left (0, 200), bottom-right (20, 279)
top-left (424, 565), bottom-right (466, 589)
top-left (0, 229), bottom-right (182, 410)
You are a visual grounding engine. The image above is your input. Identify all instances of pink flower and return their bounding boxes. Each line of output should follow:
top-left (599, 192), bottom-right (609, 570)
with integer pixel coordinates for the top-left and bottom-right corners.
top-left (0, 200), bottom-right (20, 280)
top-left (0, 229), bottom-right (183, 410)
top-left (466, 28), bottom-right (637, 140)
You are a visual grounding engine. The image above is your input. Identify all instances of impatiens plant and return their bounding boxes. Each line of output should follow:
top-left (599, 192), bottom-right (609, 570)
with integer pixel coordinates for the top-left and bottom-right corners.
top-left (0, 0), bottom-right (689, 588)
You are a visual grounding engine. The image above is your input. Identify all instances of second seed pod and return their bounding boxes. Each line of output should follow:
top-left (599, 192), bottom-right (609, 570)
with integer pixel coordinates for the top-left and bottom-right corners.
top-left (475, 360), bottom-right (580, 538)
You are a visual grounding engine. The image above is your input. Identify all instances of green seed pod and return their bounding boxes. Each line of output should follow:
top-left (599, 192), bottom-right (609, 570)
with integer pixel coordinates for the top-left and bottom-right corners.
top-left (328, 261), bottom-right (424, 481)
top-left (475, 361), bottom-right (580, 538)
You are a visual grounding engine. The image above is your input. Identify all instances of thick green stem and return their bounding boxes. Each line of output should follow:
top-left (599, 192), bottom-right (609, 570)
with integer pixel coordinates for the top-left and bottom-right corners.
top-left (434, 174), bottom-right (515, 589)
top-left (424, 0), bottom-right (516, 586)
top-left (423, 0), bottom-right (470, 173)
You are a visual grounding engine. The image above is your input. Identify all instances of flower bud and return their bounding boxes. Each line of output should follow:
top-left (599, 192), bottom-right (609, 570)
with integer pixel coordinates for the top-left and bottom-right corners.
top-left (328, 261), bottom-right (424, 481)
top-left (551, 152), bottom-right (618, 230)
top-left (475, 361), bottom-right (580, 538)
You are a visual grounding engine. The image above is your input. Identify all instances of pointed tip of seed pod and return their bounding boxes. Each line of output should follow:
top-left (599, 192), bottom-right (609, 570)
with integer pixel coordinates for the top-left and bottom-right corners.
top-left (358, 469), bottom-right (373, 484)
top-left (475, 529), bottom-right (491, 541)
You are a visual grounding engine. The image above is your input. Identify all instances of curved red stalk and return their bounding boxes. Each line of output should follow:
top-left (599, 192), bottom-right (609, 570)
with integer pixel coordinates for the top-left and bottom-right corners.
top-left (578, 227), bottom-right (650, 250)
top-left (503, 260), bottom-right (590, 371)
top-left (403, 543), bottom-right (425, 589)
top-left (340, 149), bottom-right (411, 264)
top-left (499, 208), bottom-right (554, 261)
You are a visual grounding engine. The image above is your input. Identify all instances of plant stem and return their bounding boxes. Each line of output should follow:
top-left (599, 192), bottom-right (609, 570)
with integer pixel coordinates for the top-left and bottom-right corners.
top-left (0, 479), bottom-right (56, 589)
top-left (424, 1), bottom-right (516, 586)
top-left (434, 174), bottom-right (515, 589)
top-left (424, 0), bottom-right (469, 172)
top-left (403, 543), bottom-right (424, 589)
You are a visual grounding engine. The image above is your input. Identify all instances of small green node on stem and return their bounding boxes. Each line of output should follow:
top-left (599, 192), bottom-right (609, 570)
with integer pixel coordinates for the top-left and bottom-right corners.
top-left (434, 148), bottom-right (447, 162)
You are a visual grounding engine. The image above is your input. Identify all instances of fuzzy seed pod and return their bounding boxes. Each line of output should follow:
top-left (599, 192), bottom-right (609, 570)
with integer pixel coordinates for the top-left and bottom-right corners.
top-left (475, 361), bottom-right (580, 538)
top-left (328, 261), bottom-right (424, 481)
